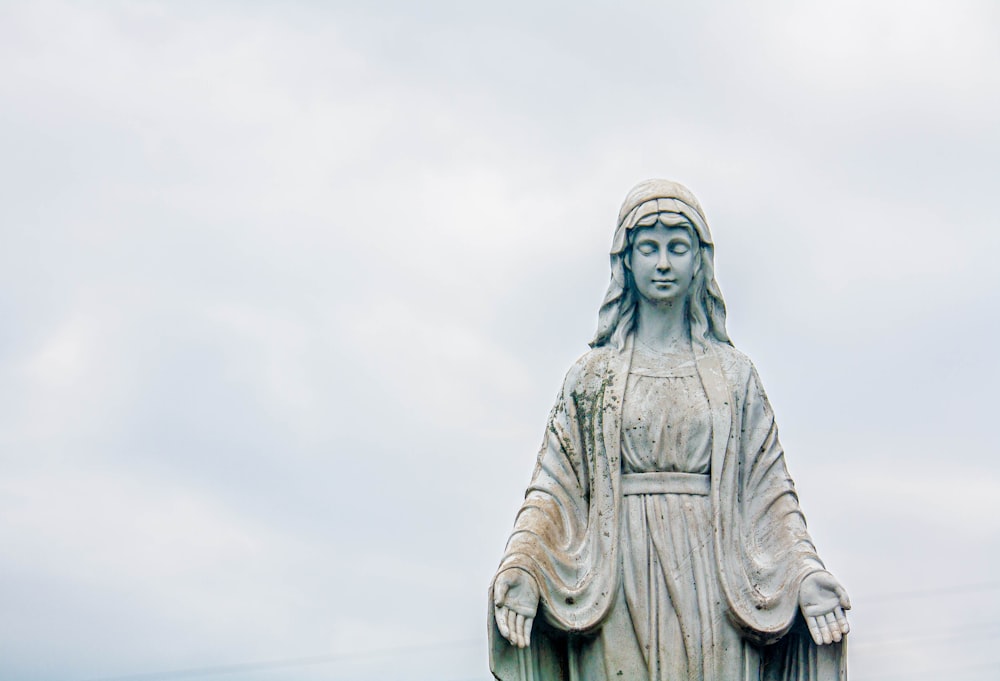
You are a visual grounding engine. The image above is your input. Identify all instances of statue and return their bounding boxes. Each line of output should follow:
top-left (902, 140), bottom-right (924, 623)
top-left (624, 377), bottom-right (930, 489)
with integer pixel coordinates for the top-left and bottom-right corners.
top-left (488, 180), bottom-right (850, 681)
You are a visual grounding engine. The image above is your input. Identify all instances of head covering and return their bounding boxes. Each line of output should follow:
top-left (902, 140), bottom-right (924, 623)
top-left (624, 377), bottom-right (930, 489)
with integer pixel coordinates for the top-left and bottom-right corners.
top-left (612, 179), bottom-right (713, 255)
top-left (591, 179), bottom-right (730, 349)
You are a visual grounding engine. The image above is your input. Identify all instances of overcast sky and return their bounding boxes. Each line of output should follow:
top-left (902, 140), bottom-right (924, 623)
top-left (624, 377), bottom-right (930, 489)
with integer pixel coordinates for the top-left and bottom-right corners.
top-left (2, 2), bottom-right (999, 680)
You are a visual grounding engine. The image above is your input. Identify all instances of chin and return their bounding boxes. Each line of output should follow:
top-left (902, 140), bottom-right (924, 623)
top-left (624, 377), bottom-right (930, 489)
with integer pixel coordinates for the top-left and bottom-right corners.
top-left (642, 292), bottom-right (685, 306)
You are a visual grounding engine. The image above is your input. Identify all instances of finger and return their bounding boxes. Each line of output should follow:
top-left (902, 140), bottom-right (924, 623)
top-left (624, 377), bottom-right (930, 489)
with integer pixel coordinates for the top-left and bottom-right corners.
top-left (825, 612), bottom-right (842, 643)
top-left (506, 608), bottom-right (518, 647)
top-left (515, 613), bottom-right (526, 648)
top-left (834, 606), bottom-right (849, 635)
top-left (807, 616), bottom-right (823, 645)
top-left (495, 606), bottom-right (510, 642)
top-left (494, 580), bottom-right (509, 607)
top-left (817, 613), bottom-right (833, 644)
top-left (524, 616), bottom-right (534, 646)
top-left (835, 584), bottom-right (852, 610)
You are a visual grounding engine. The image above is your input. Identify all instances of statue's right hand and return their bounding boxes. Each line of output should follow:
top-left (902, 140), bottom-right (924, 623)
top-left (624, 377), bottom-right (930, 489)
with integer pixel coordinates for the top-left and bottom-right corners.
top-left (493, 568), bottom-right (540, 649)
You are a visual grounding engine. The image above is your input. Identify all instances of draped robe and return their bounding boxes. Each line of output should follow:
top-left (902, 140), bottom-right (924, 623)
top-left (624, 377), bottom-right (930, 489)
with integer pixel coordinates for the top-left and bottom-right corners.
top-left (488, 338), bottom-right (846, 681)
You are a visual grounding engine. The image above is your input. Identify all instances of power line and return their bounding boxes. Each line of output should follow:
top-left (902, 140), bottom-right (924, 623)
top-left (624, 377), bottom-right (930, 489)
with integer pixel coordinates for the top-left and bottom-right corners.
top-left (865, 579), bottom-right (1000, 604)
top-left (75, 639), bottom-right (481, 681)
top-left (850, 620), bottom-right (1000, 651)
top-left (72, 579), bottom-right (1000, 681)
top-left (851, 660), bottom-right (998, 681)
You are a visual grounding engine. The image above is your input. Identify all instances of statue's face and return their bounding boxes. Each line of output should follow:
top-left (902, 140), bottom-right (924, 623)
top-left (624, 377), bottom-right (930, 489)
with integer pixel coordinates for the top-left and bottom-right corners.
top-left (628, 223), bottom-right (698, 306)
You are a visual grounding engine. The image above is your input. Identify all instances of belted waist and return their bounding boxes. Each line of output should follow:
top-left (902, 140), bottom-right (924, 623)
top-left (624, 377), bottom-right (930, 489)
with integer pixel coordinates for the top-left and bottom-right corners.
top-left (621, 471), bottom-right (710, 496)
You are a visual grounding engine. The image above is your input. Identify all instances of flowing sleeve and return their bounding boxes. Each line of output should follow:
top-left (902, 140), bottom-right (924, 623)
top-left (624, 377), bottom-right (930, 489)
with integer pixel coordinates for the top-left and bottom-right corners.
top-left (497, 368), bottom-right (590, 599)
top-left (717, 361), bottom-right (826, 643)
top-left (489, 353), bottom-right (623, 680)
top-left (494, 354), bottom-right (619, 632)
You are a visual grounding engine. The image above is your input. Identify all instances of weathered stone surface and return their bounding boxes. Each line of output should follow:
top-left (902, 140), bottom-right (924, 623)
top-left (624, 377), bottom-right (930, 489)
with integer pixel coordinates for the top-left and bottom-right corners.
top-left (489, 180), bottom-right (849, 681)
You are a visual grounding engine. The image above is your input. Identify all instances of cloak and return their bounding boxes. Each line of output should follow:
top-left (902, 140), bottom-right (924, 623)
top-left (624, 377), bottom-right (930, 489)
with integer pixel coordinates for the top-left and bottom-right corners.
top-left (488, 338), bottom-right (846, 681)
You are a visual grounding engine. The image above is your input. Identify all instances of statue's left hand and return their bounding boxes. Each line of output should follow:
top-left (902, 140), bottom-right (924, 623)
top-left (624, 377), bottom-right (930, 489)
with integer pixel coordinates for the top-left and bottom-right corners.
top-left (799, 571), bottom-right (851, 645)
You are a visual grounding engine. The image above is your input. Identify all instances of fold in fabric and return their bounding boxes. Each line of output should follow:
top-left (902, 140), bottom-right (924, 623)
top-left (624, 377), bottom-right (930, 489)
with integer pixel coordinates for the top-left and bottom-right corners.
top-left (489, 337), bottom-right (845, 681)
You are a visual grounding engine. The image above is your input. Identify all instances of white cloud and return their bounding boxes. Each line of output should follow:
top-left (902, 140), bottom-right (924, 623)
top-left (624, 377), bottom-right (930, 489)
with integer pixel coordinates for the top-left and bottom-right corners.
top-left (342, 299), bottom-right (533, 432)
top-left (766, 0), bottom-right (1000, 99)
top-left (1, 2), bottom-right (998, 680)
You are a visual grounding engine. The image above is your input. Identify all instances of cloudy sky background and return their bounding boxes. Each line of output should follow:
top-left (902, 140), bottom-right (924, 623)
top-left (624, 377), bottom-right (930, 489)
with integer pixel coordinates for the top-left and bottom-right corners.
top-left (2, 1), bottom-right (999, 680)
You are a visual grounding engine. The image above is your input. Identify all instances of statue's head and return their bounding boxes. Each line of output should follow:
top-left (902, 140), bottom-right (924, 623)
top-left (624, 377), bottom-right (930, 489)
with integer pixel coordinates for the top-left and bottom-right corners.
top-left (590, 179), bottom-right (730, 350)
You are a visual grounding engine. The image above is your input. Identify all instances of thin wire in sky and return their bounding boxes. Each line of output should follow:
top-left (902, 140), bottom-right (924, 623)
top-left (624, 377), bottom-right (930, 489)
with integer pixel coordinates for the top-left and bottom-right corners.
top-left (865, 579), bottom-right (1000, 604)
top-left (75, 639), bottom-right (481, 681)
top-left (75, 579), bottom-right (1000, 681)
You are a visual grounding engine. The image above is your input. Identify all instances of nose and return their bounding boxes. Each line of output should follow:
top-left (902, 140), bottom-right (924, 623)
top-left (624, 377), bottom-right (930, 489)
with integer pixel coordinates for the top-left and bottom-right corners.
top-left (656, 247), bottom-right (671, 271)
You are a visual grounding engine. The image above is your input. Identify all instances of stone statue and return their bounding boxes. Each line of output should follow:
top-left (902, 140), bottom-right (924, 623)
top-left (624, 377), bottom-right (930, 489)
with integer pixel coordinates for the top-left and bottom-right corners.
top-left (488, 180), bottom-right (850, 681)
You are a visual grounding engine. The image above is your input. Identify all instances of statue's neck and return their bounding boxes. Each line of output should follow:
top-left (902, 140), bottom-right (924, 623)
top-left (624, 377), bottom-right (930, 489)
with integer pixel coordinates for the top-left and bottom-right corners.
top-left (634, 297), bottom-right (691, 354)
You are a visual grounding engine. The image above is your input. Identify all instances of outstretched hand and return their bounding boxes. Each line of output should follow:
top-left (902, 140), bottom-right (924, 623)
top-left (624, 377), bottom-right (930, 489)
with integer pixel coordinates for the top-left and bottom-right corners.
top-left (799, 571), bottom-right (851, 645)
top-left (493, 568), bottom-right (540, 649)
